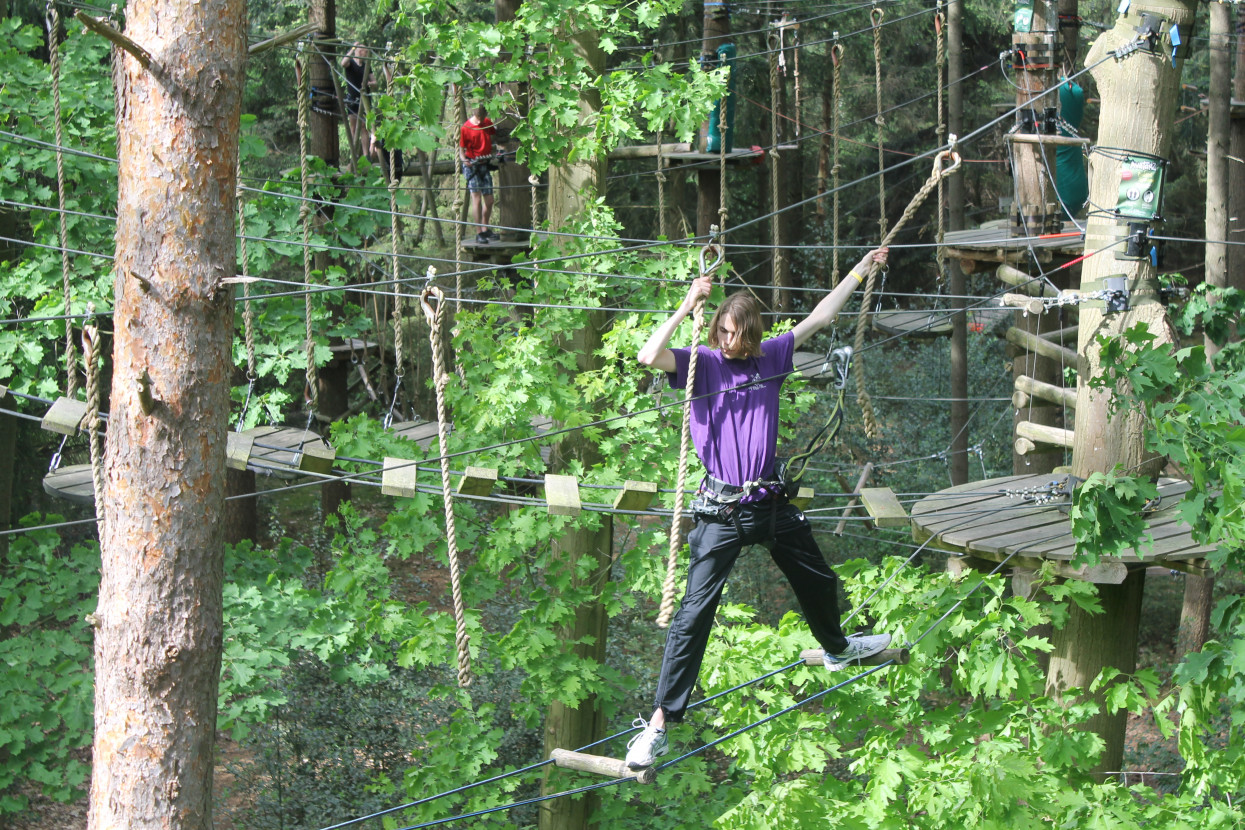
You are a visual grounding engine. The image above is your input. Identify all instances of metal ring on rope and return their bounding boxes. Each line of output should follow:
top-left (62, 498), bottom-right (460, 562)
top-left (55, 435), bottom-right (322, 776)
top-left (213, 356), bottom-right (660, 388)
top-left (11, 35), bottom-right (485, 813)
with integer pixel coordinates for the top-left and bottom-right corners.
top-left (419, 282), bottom-right (473, 686)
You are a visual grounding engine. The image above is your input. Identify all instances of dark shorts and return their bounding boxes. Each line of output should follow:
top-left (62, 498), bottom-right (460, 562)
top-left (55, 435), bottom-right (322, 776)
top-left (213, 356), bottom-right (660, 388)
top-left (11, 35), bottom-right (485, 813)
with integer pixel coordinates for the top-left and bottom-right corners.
top-left (345, 95), bottom-right (361, 116)
top-left (463, 162), bottom-right (494, 196)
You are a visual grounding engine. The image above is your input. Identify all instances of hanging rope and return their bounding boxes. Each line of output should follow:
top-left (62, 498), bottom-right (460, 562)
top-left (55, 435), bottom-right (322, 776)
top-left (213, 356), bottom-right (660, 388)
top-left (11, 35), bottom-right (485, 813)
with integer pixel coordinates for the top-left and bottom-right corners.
top-left (852, 150), bottom-right (961, 438)
top-left (768, 33), bottom-right (783, 311)
top-left (296, 46), bottom-right (319, 416)
top-left (656, 128), bottom-right (667, 241)
top-left (657, 235), bottom-right (723, 629)
top-left (935, 4), bottom-right (948, 287)
top-left (385, 51), bottom-right (405, 424)
top-left (871, 6), bottom-right (888, 241)
top-left (831, 38), bottom-right (843, 287)
top-left (451, 85), bottom-right (465, 311)
top-left (420, 283), bottom-right (473, 687)
top-left (792, 24), bottom-right (801, 139)
top-left (47, 4), bottom-right (77, 399)
top-left (236, 168), bottom-right (258, 430)
top-left (81, 306), bottom-right (104, 509)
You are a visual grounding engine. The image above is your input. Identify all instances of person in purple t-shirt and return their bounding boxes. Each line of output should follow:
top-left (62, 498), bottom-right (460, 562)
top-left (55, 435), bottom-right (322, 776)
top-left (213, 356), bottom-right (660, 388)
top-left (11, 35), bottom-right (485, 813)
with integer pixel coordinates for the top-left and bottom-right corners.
top-left (625, 246), bottom-right (893, 771)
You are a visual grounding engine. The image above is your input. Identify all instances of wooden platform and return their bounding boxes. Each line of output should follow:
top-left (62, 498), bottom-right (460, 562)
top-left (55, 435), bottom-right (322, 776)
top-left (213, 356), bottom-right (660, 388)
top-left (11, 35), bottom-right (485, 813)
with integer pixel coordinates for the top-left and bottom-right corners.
top-left (392, 416), bottom-right (553, 464)
top-left (240, 426), bottom-right (335, 478)
top-left (873, 309), bottom-right (954, 338)
top-left (943, 220), bottom-right (1084, 269)
top-left (460, 239), bottom-right (530, 259)
top-left (662, 147), bottom-right (765, 166)
top-left (910, 474), bottom-right (1214, 581)
top-left (43, 463), bottom-right (95, 505)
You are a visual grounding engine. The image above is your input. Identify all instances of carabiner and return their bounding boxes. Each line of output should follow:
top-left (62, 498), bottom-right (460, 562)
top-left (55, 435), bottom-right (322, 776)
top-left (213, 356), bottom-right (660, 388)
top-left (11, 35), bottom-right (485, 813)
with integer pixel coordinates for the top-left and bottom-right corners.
top-left (420, 284), bottom-right (445, 325)
top-left (699, 227), bottom-right (725, 278)
top-left (831, 345), bottom-right (853, 389)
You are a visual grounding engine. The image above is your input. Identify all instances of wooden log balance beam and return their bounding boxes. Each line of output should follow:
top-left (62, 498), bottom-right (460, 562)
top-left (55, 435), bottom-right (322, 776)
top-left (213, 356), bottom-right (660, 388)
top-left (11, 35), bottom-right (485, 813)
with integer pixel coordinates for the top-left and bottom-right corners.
top-left (1013, 375), bottom-right (1077, 410)
top-left (799, 647), bottom-right (910, 667)
top-left (1005, 326), bottom-right (1078, 367)
top-left (1014, 420), bottom-right (1075, 455)
top-left (550, 748), bottom-right (657, 785)
top-left (996, 264), bottom-right (1059, 298)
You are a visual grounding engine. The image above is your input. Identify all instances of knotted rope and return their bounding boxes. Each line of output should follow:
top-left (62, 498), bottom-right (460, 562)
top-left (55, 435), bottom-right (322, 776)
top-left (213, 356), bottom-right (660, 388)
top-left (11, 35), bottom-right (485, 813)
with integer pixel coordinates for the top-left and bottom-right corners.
top-left (852, 150), bottom-right (961, 437)
top-left (831, 39), bottom-right (844, 285)
top-left (236, 168), bottom-right (258, 430)
top-left (451, 87), bottom-right (465, 302)
top-left (420, 284), bottom-right (473, 687)
top-left (47, 4), bottom-right (77, 398)
top-left (296, 47), bottom-right (318, 415)
top-left (935, 5), bottom-right (948, 286)
top-left (657, 237), bottom-right (724, 629)
top-left (871, 6), bottom-right (888, 241)
top-left (81, 306), bottom-right (104, 510)
top-left (656, 128), bottom-right (667, 241)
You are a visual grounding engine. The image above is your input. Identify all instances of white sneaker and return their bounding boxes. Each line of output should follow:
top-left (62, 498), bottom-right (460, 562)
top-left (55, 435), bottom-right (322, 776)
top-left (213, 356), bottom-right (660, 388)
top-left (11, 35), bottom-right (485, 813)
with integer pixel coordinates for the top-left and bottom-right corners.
top-left (823, 633), bottom-right (892, 672)
top-left (624, 717), bottom-right (669, 769)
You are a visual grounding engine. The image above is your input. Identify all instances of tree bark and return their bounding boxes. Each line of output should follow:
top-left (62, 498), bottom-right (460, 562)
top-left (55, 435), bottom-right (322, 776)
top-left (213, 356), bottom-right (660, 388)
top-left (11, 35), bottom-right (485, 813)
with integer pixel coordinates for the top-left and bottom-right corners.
top-left (1055, 0), bottom-right (1195, 778)
top-left (1230, 3), bottom-right (1245, 289)
top-left (1177, 574), bottom-right (1214, 656)
top-left (89, 0), bottom-right (246, 825)
top-left (1206, 0), bottom-right (1231, 358)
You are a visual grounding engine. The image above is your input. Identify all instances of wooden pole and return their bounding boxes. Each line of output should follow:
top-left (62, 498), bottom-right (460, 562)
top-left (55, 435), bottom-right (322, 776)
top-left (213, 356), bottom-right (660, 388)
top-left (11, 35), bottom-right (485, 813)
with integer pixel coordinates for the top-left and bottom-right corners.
top-left (1055, 0), bottom-right (1197, 777)
top-left (1207, 0), bottom-right (1231, 357)
top-left (947, 0), bottom-right (969, 485)
top-left (495, 0), bottom-right (532, 241)
top-left (1229, 2), bottom-right (1245, 289)
top-left (538, 23), bottom-right (612, 830)
top-left (89, 0), bottom-right (245, 821)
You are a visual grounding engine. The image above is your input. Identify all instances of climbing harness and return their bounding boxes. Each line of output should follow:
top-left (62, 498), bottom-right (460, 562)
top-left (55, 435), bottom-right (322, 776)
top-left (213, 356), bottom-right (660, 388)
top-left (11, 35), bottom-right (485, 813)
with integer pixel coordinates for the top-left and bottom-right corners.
top-left (421, 281), bottom-right (473, 687)
top-left (657, 232), bottom-right (723, 629)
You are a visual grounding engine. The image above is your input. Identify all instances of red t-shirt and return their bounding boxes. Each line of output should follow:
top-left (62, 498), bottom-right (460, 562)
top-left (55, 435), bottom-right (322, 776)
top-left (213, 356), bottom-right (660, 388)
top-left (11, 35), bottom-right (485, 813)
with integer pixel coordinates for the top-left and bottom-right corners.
top-left (460, 117), bottom-right (495, 159)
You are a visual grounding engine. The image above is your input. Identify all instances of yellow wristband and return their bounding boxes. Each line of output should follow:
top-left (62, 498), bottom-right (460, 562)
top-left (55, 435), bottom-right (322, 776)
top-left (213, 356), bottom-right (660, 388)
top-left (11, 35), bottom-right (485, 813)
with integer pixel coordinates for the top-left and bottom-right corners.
top-left (849, 269), bottom-right (864, 286)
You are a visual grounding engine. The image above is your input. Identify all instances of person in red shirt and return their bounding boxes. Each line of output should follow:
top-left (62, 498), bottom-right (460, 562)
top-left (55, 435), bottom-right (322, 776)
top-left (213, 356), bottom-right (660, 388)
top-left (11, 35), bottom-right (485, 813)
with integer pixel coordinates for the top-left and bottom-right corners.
top-left (459, 106), bottom-right (498, 243)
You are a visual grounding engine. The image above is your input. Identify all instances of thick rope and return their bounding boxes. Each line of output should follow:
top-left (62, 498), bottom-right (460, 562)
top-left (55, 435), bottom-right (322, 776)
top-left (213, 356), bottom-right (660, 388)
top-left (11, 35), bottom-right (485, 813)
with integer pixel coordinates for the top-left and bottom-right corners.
top-left (656, 298), bottom-right (705, 629)
top-left (386, 58), bottom-right (405, 417)
top-left (421, 285), bottom-right (473, 687)
top-left (656, 128), bottom-right (667, 240)
top-left (237, 172), bottom-right (256, 381)
top-left (768, 64), bottom-right (781, 290)
top-left (852, 152), bottom-right (960, 437)
top-left (871, 6), bottom-right (888, 241)
top-left (935, 6), bottom-right (948, 287)
top-left (81, 307), bottom-right (104, 511)
top-left (47, 5), bottom-right (77, 398)
top-left (296, 50), bottom-right (319, 414)
top-left (831, 41), bottom-right (843, 286)
top-left (451, 86), bottom-right (465, 311)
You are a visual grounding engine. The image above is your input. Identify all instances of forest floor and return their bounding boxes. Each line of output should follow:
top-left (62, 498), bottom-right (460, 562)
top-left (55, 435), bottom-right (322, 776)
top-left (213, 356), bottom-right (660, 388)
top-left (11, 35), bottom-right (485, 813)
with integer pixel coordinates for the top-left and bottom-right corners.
top-left (7, 483), bottom-right (1224, 828)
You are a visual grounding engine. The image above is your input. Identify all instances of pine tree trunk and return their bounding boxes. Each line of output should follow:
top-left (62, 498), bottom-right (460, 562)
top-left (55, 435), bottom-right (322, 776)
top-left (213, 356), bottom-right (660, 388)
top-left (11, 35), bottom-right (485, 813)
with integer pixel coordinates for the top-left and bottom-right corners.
top-left (1206, 0), bottom-right (1231, 359)
top-left (88, 0), bottom-right (246, 825)
top-left (1055, 0), bottom-right (1196, 778)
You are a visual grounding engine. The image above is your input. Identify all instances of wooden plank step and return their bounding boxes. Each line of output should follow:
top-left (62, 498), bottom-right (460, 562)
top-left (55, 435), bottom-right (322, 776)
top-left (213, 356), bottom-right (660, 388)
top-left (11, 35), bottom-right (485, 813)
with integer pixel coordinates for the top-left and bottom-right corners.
top-left (872, 309), bottom-right (953, 339)
top-left (613, 480), bottom-right (657, 511)
top-left (859, 487), bottom-right (909, 528)
top-left (381, 456), bottom-right (420, 498)
top-left (41, 396), bottom-right (89, 436)
top-left (545, 474), bottom-right (581, 517)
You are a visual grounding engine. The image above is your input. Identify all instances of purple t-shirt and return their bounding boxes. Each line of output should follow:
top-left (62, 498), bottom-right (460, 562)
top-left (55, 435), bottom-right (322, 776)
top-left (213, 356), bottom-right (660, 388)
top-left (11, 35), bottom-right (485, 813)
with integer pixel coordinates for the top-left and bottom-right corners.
top-left (667, 330), bottom-right (795, 488)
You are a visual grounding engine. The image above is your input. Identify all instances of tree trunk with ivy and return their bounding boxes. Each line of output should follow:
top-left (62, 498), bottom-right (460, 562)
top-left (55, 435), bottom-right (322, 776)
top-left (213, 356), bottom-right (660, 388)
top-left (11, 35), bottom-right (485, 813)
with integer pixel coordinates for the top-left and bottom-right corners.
top-left (88, 0), bottom-right (245, 825)
top-left (1054, 0), bottom-right (1195, 778)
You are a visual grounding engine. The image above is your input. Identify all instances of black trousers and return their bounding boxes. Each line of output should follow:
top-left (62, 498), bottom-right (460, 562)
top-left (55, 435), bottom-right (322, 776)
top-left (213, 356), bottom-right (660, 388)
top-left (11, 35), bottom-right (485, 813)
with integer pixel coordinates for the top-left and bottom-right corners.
top-left (653, 499), bottom-right (849, 723)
